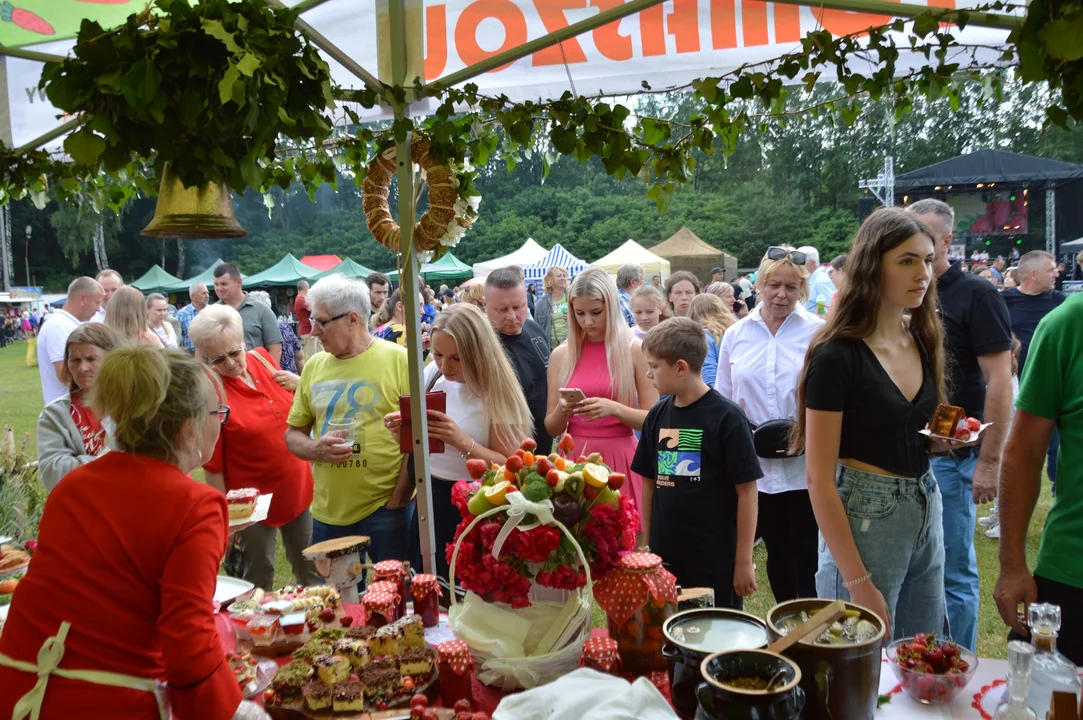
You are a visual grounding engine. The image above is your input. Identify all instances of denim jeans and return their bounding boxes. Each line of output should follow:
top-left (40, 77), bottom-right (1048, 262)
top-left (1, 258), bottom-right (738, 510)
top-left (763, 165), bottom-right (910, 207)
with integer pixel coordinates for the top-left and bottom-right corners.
top-left (816, 465), bottom-right (946, 641)
top-left (312, 504), bottom-right (414, 585)
top-left (1048, 426), bottom-right (1060, 496)
top-left (930, 453), bottom-right (980, 652)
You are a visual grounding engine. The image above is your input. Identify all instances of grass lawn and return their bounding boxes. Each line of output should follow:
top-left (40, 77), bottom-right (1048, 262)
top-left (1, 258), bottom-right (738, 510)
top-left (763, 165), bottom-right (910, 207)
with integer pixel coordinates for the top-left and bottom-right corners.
top-left (0, 341), bottom-right (1052, 659)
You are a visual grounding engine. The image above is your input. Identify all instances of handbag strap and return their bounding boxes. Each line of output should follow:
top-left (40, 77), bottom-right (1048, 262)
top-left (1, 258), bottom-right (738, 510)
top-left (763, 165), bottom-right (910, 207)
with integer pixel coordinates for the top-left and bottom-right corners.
top-left (426, 366), bottom-right (442, 393)
top-left (247, 349), bottom-right (277, 373)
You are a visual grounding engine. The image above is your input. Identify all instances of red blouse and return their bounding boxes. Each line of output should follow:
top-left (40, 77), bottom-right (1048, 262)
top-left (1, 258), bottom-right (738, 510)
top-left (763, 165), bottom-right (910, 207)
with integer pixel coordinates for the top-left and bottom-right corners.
top-left (0, 452), bottom-right (241, 719)
top-left (203, 347), bottom-right (314, 527)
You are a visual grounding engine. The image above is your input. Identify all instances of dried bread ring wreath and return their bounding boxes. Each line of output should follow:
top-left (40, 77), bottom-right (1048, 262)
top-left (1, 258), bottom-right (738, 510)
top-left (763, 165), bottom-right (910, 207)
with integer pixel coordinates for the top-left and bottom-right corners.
top-left (363, 138), bottom-right (473, 253)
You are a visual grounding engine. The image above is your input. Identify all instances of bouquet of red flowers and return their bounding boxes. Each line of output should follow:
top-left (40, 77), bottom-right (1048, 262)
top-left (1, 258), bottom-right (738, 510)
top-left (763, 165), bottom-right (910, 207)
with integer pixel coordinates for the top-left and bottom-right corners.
top-left (447, 433), bottom-right (639, 609)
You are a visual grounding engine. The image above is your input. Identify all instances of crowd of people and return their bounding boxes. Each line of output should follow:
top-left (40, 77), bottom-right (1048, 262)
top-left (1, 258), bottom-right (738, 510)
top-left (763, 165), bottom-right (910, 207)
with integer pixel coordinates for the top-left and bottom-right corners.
top-left (2, 203), bottom-right (1082, 717)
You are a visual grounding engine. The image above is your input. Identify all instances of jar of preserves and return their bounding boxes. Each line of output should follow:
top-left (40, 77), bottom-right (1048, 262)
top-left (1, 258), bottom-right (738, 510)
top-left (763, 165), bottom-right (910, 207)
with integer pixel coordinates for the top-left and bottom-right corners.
top-left (361, 588), bottom-right (398, 628)
top-left (594, 552), bottom-right (677, 674)
top-left (436, 639), bottom-right (474, 706)
top-left (409, 573), bottom-right (442, 627)
top-left (579, 636), bottom-right (622, 675)
top-left (373, 559), bottom-right (409, 618)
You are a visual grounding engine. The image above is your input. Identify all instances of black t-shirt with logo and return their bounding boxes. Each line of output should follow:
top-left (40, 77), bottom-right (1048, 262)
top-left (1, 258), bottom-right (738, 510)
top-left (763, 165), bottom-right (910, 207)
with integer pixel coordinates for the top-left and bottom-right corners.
top-left (499, 318), bottom-right (552, 453)
top-left (936, 262), bottom-right (1012, 420)
top-left (632, 390), bottom-right (762, 590)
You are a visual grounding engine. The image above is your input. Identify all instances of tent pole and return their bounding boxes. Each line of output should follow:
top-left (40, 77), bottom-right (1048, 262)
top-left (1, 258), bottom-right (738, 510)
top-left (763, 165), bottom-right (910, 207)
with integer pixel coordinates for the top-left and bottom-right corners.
top-left (426, 0), bottom-right (1018, 91)
top-left (265, 0), bottom-right (385, 94)
top-left (14, 117), bottom-right (80, 154)
top-left (293, 0), bottom-right (335, 14)
top-left (0, 47), bottom-right (67, 64)
top-left (390, 0), bottom-right (436, 575)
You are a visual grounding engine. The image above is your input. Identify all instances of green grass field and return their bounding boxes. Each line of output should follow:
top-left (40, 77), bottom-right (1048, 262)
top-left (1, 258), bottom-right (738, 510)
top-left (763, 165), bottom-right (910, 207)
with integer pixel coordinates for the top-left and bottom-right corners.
top-left (0, 340), bottom-right (1052, 659)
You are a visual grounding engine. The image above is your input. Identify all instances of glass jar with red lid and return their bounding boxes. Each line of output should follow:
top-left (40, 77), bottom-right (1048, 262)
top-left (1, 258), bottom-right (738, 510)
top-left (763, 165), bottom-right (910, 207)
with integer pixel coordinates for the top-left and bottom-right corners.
top-left (361, 588), bottom-right (398, 628)
top-left (373, 559), bottom-right (409, 618)
top-left (579, 636), bottom-right (622, 675)
top-left (594, 552), bottom-right (678, 674)
top-left (436, 639), bottom-right (474, 706)
top-left (409, 573), bottom-right (441, 627)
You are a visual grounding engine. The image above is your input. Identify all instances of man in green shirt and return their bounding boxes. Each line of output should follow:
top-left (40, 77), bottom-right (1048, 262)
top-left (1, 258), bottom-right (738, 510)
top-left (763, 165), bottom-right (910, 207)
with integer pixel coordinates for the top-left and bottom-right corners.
top-left (995, 293), bottom-right (1083, 664)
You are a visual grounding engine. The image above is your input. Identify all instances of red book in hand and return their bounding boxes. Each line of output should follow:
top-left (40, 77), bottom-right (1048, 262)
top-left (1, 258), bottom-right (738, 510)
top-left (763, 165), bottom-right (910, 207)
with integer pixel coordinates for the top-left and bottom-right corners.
top-left (398, 391), bottom-right (446, 454)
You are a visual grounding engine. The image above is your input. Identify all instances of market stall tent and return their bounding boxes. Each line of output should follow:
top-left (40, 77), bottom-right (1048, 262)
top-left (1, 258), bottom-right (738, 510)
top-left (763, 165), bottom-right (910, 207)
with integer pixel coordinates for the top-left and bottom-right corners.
top-left (389, 251), bottom-right (474, 284)
top-left (523, 243), bottom-right (589, 285)
top-left (649, 228), bottom-right (737, 283)
top-left (471, 238), bottom-right (548, 278)
top-left (241, 253), bottom-right (325, 288)
top-left (129, 264), bottom-right (184, 295)
top-left (591, 239), bottom-right (672, 283)
top-left (164, 258), bottom-right (243, 293)
top-left (299, 254), bottom-right (343, 272)
top-left (315, 257), bottom-right (378, 280)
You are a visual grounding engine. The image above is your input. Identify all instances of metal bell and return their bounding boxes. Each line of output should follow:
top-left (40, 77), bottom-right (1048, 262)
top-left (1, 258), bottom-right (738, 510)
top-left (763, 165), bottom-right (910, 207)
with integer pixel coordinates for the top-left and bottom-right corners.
top-left (141, 164), bottom-right (247, 239)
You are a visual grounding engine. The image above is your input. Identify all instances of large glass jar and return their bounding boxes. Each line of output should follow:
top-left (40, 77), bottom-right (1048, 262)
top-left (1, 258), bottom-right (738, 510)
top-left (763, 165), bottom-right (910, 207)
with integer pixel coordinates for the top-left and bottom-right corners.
top-left (361, 588), bottom-right (398, 628)
top-left (437, 639), bottom-right (474, 706)
top-left (594, 552), bottom-right (678, 674)
top-left (410, 573), bottom-right (441, 627)
top-left (373, 560), bottom-right (409, 619)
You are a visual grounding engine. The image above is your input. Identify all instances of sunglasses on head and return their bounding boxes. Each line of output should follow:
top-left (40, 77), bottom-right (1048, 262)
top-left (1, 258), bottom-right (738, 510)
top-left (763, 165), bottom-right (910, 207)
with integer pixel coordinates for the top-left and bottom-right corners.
top-left (767, 247), bottom-right (807, 265)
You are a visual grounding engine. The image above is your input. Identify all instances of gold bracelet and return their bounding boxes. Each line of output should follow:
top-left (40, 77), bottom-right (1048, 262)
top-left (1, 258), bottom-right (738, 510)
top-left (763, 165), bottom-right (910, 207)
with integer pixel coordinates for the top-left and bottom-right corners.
top-left (843, 573), bottom-right (871, 589)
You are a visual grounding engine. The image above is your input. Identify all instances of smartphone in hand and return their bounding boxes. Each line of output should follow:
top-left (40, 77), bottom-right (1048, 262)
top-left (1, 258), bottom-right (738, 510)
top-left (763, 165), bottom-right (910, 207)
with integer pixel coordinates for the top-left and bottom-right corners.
top-left (559, 388), bottom-right (587, 406)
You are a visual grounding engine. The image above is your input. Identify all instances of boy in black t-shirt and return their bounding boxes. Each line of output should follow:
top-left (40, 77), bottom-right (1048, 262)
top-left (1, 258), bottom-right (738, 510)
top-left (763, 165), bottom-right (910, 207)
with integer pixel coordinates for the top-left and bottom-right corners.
top-left (632, 318), bottom-right (763, 609)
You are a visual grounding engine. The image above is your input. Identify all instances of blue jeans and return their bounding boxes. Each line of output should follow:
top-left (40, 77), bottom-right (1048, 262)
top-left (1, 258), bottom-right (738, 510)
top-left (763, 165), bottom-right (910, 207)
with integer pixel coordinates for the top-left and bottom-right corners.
top-left (930, 453), bottom-right (980, 652)
top-left (312, 504), bottom-right (414, 585)
top-left (816, 465), bottom-right (946, 641)
top-left (1048, 427), bottom-right (1060, 496)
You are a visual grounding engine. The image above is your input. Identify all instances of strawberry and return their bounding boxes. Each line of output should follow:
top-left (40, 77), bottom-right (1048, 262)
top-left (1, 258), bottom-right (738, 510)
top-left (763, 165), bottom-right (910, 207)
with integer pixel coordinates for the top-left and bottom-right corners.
top-left (349, 673), bottom-right (360, 682)
top-left (515, 448), bottom-right (526, 458)
top-left (339, 614), bottom-right (354, 627)
top-left (410, 708), bottom-right (425, 720)
top-left (608, 472), bottom-right (626, 491)
top-left (472, 713), bottom-right (490, 720)
top-left (521, 438), bottom-right (537, 452)
top-left (410, 693), bottom-right (429, 708)
top-left (4, 5), bottom-right (55, 35)
top-left (584, 485), bottom-right (598, 502)
top-left (454, 699), bottom-right (473, 713)
top-left (466, 458), bottom-right (488, 479)
top-left (924, 647), bottom-right (944, 669)
top-left (941, 644), bottom-right (958, 659)
top-left (536, 457), bottom-right (553, 477)
top-left (966, 417), bottom-right (981, 432)
top-left (319, 607), bottom-right (335, 622)
top-left (546, 469), bottom-right (561, 487)
top-left (263, 688), bottom-right (276, 704)
top-left (458, 713), bottom-right (473, 720)
top-left (558, 433), bottom-right (575, 453)
top-left (954, 425), bottom-right (970, 440)
top-left (506, 456), bottom-right (524, 473)
top-left (913, 633), bottom-right (928, 645)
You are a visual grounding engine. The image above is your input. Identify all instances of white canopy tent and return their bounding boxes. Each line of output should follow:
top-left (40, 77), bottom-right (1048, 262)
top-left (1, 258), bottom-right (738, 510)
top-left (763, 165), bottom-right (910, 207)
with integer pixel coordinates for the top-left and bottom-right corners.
top-left (524, 243), bottom-right (589, 285)
top-left (1, 0), bottom-right (1023, 577)
top-left (472, 237), bottom-right (548, 278)
top-left (591, 239), bottom-right (671, 283)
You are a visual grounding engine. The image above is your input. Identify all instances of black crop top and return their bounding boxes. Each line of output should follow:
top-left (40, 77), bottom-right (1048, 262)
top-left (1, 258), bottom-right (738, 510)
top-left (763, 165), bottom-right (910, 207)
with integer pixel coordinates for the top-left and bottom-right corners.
top-left (804, 336), bottom-right (937, 477)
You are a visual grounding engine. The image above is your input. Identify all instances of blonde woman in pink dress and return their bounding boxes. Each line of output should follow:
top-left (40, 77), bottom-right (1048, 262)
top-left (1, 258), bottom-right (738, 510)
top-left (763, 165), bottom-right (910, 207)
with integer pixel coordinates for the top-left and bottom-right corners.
top-left (544, 268), bottom-right (659, 526)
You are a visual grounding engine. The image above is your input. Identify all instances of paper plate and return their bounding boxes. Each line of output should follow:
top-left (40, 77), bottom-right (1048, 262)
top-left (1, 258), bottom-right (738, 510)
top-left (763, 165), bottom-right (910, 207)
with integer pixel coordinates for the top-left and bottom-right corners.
top-left (919, 421), bottom-right (992, 443)
top-left (229, 493), bottom-right (272, 528)
top-left (215, 576), bottom-right (255, 605)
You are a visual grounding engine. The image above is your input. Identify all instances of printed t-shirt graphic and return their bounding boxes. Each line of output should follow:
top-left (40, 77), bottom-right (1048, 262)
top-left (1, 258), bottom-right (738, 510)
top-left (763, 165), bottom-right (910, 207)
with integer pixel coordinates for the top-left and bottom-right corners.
top-left (657, 428), bottom-right (703, 479)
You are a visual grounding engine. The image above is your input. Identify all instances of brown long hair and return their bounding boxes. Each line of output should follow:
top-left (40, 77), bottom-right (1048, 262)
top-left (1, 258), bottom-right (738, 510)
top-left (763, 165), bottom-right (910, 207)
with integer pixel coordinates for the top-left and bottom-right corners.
top-left (791, 208), bottom-right (947, 453)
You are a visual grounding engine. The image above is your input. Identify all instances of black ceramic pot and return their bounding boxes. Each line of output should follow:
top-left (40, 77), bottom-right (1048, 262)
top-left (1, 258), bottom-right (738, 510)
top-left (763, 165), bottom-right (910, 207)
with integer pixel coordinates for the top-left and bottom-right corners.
top-left (695, 649), bottom-right (805, 720)
top-left (766, 599), bottom-right (886, 720)
top-left (662, 608), bottom-right (769, 718)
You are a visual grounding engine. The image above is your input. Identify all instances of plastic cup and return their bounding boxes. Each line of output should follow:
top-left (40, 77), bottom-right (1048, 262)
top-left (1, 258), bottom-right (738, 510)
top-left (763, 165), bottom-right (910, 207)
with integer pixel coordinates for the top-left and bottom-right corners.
top-left (326, 418), bottom-right (357, 449)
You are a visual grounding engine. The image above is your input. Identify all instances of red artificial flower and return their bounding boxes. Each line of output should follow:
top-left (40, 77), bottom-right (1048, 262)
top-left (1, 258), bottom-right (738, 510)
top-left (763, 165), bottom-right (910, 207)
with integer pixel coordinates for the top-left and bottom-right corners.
top-left (537, 565), bottom-right (587, 591)
top-left (450, 480), bottom-right (477, 518)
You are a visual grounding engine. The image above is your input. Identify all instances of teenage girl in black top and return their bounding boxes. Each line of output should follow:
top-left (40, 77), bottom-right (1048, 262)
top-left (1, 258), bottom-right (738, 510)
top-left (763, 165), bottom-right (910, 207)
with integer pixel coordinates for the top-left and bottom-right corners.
top-left (793, 208), bottom-right (965, 640)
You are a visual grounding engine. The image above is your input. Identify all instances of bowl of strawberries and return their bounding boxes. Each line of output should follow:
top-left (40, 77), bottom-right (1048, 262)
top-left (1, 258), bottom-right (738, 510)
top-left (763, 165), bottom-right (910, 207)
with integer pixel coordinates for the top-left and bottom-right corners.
top-left (887, 634), bottom-right (977, 705)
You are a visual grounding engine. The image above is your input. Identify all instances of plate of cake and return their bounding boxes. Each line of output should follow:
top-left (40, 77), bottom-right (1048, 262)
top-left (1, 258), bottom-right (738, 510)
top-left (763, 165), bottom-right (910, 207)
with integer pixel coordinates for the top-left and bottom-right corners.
top-left (921, 404), bottom-right (992, 443)
top-left (228, 490), bottom-right (272, 528)
top-left (264, 615), bottom-right (439, 717)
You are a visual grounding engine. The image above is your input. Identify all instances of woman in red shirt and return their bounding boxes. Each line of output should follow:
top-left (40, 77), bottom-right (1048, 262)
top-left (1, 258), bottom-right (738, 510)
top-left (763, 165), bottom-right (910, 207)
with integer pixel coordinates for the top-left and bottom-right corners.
top-left (0, 346), bottom-right (255, 719)
top-left (189, 305), bottom-right (318, 590)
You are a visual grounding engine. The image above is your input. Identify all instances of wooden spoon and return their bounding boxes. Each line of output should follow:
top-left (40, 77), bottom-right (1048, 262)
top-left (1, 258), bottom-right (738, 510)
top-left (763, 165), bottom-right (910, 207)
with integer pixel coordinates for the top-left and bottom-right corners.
top-left (767, 600), bottom-right (848, 655)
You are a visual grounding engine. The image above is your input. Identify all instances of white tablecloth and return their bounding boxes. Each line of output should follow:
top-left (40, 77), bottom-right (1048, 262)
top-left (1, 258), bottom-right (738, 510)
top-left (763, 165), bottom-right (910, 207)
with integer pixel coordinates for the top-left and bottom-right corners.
top-left (877, 652), bottom-right (1008, 719)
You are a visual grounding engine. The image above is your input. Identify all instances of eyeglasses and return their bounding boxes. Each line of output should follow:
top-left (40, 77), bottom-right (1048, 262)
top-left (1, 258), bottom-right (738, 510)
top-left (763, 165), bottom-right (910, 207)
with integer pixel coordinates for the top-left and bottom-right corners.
top-left (211, 404), bottom-right (230, 425)
top-left (208, 348), bottom-right (245, 367)
top-left (766, 247), bottom-right (807, 265)
top-left (312, 312), bottom-right (349, 331)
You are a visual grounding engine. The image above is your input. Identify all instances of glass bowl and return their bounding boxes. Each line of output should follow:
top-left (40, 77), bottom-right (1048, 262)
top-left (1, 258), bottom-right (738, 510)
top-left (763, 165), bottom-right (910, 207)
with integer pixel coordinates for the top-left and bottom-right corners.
top-left (886, 637), bottom-right (978, 705)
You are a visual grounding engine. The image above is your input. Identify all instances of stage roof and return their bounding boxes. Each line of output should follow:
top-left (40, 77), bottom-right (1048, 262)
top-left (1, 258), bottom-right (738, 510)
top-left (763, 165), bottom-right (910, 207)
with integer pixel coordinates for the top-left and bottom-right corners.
top-left (895, 150), bottom-right (1083, 189)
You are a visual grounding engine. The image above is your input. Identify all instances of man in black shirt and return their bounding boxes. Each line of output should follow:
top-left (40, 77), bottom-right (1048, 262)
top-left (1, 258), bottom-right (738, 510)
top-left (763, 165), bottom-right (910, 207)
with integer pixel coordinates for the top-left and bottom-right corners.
top-left (910, 199), bottom-right (1013, 653)
top-left (484, 268), bottom-right (553, 453)
top-left (1001, 250), bottom-right (1066, 495)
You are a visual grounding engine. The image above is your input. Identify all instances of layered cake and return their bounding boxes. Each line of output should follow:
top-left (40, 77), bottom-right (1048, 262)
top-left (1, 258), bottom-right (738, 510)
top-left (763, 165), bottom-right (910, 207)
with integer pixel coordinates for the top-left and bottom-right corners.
top-left (369, 624), bottom-right (404, 657)
top-left (313, 654), bottom-right (352, 685)
top-left (271, 660), bottom-right (313, 702)
top-left (332, 680), bottom-right (366, 712)
top-left (927, 404), bottom-right (965, 437)
top-left (333, 638), bottom-right (371, 669)
top-left (226, 488), bottom-right (259, 520)
top-left (399, 647), bottom-right (434, 676)
top-left (394, 615), bottom-right (425, 650)
top-left (302, 679), bottom-right (332, 711)
top-left (360, 666), bottom-right (401, 701)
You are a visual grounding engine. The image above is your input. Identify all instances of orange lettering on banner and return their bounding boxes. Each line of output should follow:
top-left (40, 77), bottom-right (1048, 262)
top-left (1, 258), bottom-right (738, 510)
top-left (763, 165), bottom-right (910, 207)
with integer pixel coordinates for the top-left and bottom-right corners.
top-left (710, 0), bottom-right (737, 49)
top-left (712, 0), bottom-right (797, 49)
top-left (532, 0), bottom-right (589, 65)
top-left (425, 4), bottom-right (449, 80)
top-left (455, 0), bottom-right (529, 71)
top-left (591, 0), bottom-right (634, 61)
top-left (640, 0), bottom-right (700, 56)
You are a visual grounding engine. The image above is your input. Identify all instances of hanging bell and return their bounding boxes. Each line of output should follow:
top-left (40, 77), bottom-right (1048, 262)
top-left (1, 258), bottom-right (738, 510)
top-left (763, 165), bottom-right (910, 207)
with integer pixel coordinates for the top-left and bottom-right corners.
top-left (141, 164), bottom-right (247, 239)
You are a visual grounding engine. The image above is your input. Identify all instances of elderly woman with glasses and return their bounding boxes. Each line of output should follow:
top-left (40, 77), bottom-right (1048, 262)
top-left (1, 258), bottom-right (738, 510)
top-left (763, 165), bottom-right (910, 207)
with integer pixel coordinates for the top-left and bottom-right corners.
top-left (188, 305), bottom-right (319, 590)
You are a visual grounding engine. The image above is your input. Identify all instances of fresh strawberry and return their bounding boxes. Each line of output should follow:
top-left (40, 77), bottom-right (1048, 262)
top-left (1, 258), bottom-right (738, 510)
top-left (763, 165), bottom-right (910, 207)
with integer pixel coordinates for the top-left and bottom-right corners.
top-left (339, 614), bottom-right (354, 627)
top-left (410, 708), bottom-right (426, 720)
top-left (349, 673), bottom-right (360, 682)
top-left (319, 607), bottom-right (336, 622)
top-left (924, 647), bottom-right (944, 669)
top-left (306, 620), bottom-right (318, 631)
top-left (410, 693), bottom-right (429, 708)
top-left (515, 448), bottom-right (526, 458)
top-left (521, 438), bottom-right (537, 452)
top-left (558, 433), bottom-right (575, 452)
top-left (454, 699), bottom-right (473, 713)
top-left (608, 472), bottom-right (626, 491)
top-left (472, 713), bottom-right (490, 720)
top-left (263, 688), bottom-right (276, 704)
top-left (913, 633), bottom-right (928, 645)
top-left (506, 455), bottom-right (524, 472)
top-left (577, 455), bottom-right (587, 463)
top-left (941, 644), bottom-right (958, 659)
top-left (584, 485), bottom-right (598, 502)
top-left (546, 469), bottom-right (561, 487)
top-left (458, 713), bottom-right (474, 720)
top-left (466, 458), bottom-right (488, 479)
top-left (966, 417), bottom-right (981, 432)
top-left (954, 425), bottom-right (970, 440)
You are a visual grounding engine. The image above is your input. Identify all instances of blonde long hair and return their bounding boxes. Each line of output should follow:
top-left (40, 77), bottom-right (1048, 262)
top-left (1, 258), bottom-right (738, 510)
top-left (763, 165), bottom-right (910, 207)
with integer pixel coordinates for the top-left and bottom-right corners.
top-left (689, 293), bottom-right (736, 345)
top-left (105, 286), bottom-right (149, 343)
top-left (560, 268), bottom-right (637, 407)
top-left (431, 304), bottom-right (532, 450)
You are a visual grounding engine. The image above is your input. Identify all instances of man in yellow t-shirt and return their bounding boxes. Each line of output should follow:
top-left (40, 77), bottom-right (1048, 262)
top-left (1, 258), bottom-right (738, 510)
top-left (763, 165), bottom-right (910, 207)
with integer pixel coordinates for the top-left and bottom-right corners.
top-left (286, 274), bottom-right (413, 563)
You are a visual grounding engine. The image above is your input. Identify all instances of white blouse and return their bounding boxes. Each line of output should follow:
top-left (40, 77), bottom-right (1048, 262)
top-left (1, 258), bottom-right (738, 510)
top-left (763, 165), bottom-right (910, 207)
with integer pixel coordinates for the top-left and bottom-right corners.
top-left (424, 362), bottom-right (490, 482)
top-left (715, 305), bottom-right (823, 494)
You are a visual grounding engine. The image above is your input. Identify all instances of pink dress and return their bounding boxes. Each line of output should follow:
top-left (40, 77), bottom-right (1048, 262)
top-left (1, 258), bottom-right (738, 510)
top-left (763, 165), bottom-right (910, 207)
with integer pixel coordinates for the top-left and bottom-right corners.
top-left (567, 340), bottom-right (643, 528)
